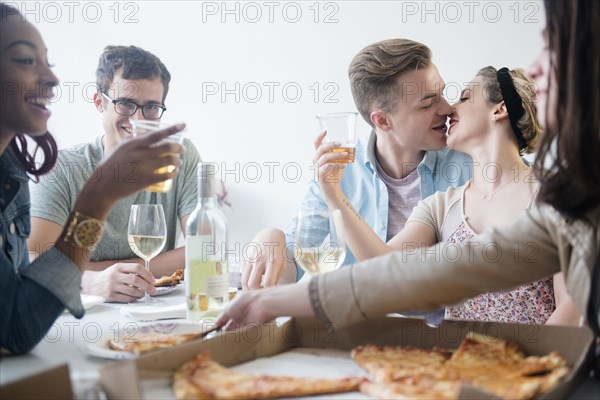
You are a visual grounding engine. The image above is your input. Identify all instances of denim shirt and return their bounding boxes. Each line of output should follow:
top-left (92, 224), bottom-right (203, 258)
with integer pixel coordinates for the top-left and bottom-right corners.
top-left (1, 150), bottom-right (83, 354)
top-left (286, 131), bottom-right (472, 280)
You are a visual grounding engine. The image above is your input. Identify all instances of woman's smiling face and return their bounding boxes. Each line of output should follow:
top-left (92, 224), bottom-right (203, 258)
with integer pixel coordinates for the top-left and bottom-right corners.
top-left (446, 76), bottom-right (495, 152)
top-left (0, 13), bottom-right (58, 141)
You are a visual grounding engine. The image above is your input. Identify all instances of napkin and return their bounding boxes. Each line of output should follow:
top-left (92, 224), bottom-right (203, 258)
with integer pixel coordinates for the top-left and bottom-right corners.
top-left (120, 303), bottom-right (186, 321)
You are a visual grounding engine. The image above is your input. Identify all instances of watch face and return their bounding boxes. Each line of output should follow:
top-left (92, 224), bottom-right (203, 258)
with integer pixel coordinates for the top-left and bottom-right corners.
top-left (75, 219), bottom-right (104, 248)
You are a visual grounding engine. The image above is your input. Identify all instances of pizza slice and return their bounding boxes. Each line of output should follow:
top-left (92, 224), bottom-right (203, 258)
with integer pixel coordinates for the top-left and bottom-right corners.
top-left (445, 335), bottom-right (570, 400)
top-left (351, 344), bottom-right (451, 382)
top-left (353, 332), bottom-right (570, 400)
top-left (173, 352), bottom-right (362, 399)
top-left (444, 332), bottom-right (568, 381)
top-left (361, 366), bottom-right (569, 400)
top-left (154, 268), bottom-right (184, 287)
top-left (108, 331), bottom-right (204, 354)
top-left (360, 378), bottom-right (460, 400)
top-left (466, 368), bottom-right (570, 400)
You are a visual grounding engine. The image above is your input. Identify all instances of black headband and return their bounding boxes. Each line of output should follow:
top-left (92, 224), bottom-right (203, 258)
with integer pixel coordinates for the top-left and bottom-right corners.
top-left (496, 67), bottom-right (527, 151)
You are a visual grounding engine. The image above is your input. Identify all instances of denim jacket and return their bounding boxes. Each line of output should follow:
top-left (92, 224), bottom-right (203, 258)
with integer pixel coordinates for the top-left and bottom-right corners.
top-left (285, 131), bottom-right (472, 280)
top-left (1, 150), bottom-right (83, 354)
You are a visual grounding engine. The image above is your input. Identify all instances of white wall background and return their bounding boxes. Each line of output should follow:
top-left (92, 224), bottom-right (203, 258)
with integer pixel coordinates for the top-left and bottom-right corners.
top-left (25, 0), bottom-right (545, 247)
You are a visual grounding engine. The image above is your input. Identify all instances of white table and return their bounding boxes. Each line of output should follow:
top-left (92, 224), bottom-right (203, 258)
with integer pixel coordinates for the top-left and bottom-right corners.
top-left (1, 285), bottom-right (186, 386)
top-left (1, 285), bottom-right (599, 399)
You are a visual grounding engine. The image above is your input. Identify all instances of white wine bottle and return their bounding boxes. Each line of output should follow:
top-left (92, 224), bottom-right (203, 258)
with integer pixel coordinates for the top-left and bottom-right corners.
top-left (185, 163), bottom-right (229, 323)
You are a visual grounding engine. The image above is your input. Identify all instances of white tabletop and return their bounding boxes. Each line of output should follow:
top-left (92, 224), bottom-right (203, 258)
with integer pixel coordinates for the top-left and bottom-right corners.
top-left (1, 285), bottom-right (186, 385)
top-left (1, 285), bottom-right (598, 399)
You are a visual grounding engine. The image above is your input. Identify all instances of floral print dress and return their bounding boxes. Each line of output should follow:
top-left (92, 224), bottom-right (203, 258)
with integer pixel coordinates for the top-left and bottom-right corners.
top-left (444, 199), bottom-right (555, 324)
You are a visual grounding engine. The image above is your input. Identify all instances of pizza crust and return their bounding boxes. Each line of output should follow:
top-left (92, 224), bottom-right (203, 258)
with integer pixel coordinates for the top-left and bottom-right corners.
top-left (352, 333), bottom-right (569, 400)
top-left (154, 269), bottom-right (184, 287)
top-left (360, 378), bottom-right (460, 400)
top-left (108, 331), bottom-right (204, 354)
top-left (172, 352), bottom-right (362, 399)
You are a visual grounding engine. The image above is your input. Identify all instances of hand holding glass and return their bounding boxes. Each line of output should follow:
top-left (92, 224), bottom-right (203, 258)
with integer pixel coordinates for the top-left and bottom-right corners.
top-left (294, 209), bottom-right (346, 274)
top-left (128, 204), bottom-right (167, 303)
top-left (316, 112), bottom-right (358, 164)
top-left (130, 119), bottom-right (184, 192)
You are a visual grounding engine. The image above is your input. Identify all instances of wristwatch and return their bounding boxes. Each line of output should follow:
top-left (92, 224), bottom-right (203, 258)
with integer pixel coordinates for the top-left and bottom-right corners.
top-left (62, 212), bottom-right (105, 251)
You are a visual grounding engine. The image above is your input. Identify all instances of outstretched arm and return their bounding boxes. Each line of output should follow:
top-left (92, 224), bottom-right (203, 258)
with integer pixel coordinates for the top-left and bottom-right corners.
top-left (218, 205), bottom-right (565, 332)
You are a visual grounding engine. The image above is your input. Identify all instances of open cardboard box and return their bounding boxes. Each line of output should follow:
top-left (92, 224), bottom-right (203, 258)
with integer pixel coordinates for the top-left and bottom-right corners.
top-left (0, 364), bottom-right (73, 400)
top-left (99, 316), bottom-right (594, 399)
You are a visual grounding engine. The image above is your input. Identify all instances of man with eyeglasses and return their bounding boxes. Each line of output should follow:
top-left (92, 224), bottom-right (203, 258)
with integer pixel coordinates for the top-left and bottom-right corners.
top-left (101, 92), bottom-right (167, 121)
top-left (28, 45), bottom-right (203, 303)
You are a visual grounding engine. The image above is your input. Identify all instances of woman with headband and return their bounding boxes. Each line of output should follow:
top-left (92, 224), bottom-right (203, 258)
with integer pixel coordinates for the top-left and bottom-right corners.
top-left (308, 65), bottom-right (578, 326)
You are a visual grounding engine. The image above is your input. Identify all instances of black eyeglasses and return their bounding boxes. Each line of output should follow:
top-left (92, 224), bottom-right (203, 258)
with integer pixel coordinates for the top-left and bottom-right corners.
top-left (101, 92), bottom-right (166, 120)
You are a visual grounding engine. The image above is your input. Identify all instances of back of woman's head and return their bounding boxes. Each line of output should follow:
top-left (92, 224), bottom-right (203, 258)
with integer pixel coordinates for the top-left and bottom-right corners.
top-left (1, 2), bottom-right (58, 179)
top-left (477, 66), bottom-right (542, 155)
top-left (536, 0), bottom-right (600, 219)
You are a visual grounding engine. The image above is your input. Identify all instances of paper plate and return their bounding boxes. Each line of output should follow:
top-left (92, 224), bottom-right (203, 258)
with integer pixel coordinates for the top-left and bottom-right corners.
top-left (152, 285), bottom-right (179, 296)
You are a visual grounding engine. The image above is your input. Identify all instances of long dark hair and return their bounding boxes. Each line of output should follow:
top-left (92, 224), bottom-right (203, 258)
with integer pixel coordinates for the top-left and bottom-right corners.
top-left (535, 0), bottom-right (600, 219)
top-left (9, 134), bottom-right (58, 179)
top-left (1, 3), bottom-right (59, 179)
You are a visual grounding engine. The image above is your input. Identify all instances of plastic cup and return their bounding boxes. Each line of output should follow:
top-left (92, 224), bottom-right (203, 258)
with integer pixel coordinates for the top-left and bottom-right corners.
top-left (130, 120), bottom-right (184, 192)
top-left (316, 112), bottom-right (358, 163)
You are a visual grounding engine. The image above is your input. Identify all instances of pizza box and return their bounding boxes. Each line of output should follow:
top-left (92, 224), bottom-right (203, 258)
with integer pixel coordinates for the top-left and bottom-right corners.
top-left (0, 363), bottom-right (73, 399)
top-left (98, 316), bottom-right (595, 399)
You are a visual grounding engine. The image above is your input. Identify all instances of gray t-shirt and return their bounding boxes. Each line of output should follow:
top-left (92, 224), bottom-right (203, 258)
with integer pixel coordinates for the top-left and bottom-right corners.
top-left (375, 162), bottom-right (422, 242)
top-left (30, 136), bottom-right (200, 262)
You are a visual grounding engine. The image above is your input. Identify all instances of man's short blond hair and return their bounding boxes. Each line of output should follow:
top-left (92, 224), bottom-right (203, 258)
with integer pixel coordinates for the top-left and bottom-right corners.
top-left (349, 39), bottom-right (432, 127)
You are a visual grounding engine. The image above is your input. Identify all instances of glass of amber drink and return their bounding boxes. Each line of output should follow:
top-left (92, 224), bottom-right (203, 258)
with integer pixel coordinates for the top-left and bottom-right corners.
top-left (316, 112), bottom-right (358, 163)
top-left (130, 120), bottom-right (184, 192)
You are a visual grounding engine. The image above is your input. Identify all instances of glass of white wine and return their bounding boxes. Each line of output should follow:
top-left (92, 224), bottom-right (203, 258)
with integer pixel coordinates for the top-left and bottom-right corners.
top-left (128, 204), bottom-right (167, 303)
top-left (294, 209), bottom-right (346, 275)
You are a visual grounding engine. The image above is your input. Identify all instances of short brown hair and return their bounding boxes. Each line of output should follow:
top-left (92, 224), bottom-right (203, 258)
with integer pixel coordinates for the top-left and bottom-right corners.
top-left (348, 39), bottom-right (432, 127)
top-left (96, 45), bottom-right (171, 102)
top-left (477, 66), bottom-right (542, 155)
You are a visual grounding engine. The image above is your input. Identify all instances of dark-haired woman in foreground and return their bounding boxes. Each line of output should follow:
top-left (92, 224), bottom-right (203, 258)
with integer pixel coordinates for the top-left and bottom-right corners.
top-left (0, 3), bottom-right (184, 354)
top-left (218, 0), bottom-right (600, 337)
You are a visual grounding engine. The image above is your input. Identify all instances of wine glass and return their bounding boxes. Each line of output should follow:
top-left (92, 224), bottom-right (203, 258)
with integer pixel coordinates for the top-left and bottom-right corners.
top-left (294, 209), bottom-right (346, 275)
top-left (128, 204), bottom-right (167, 303)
